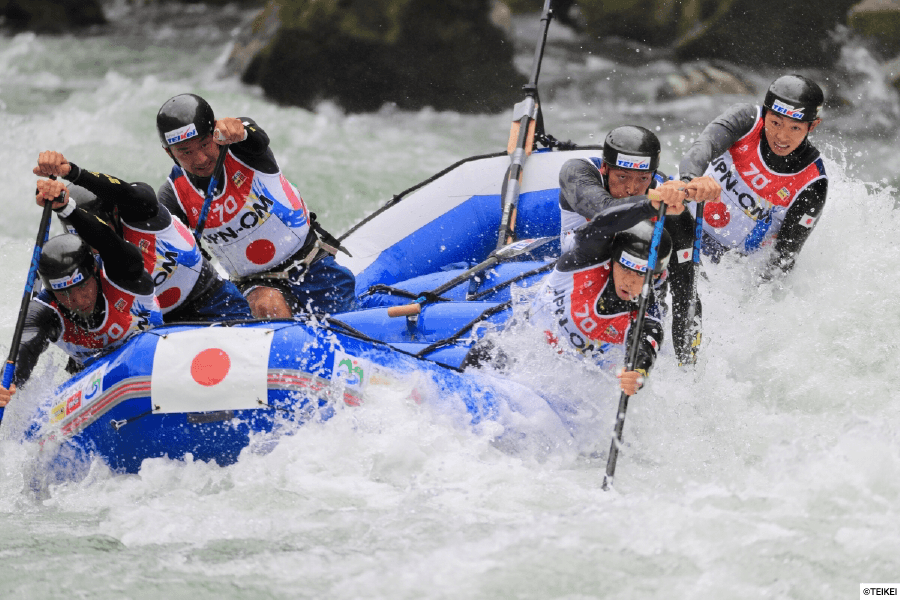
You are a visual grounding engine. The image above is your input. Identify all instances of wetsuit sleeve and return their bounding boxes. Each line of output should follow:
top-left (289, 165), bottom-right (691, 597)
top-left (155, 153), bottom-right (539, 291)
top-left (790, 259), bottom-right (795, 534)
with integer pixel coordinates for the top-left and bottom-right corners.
top-left (12, 298), bottom-right (62, 387)
top-left (229, 117), bottom-right (278, 174)
top-left (679, 103), bottom-right (758, 181)
top-left (663, 211), bottom-right (703, 364)
top-left (766, 177), bottom-right (828, 275)
top-left (62, 207), bottom-right (155, 295)
top-left (64, 163), bottom-right (159, 222)
top-left (558, 159), bottom-right (616, 218)
top-left (560, 196), bottom-right (657, 270)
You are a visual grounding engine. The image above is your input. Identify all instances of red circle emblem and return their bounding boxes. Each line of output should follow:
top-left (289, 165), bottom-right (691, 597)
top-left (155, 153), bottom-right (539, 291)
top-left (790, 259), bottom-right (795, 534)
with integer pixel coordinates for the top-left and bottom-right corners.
top-left (246, 239), bottom-right (277, 265)
top-left (157, 288), bottom-right (182, 309)
top-left (190, 348), bottom-right (231, 386)
top-left (704, 202), bottom-right (731, 228)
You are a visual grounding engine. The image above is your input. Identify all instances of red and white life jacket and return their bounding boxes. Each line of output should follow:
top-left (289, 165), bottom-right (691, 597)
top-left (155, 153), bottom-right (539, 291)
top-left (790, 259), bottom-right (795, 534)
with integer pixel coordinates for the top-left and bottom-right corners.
top-left (168, 151), bottom-right (311, 278)
top-left (701, 106), bottom-right (826, 253)
top-left (39, 265), bottom-right (162, 363)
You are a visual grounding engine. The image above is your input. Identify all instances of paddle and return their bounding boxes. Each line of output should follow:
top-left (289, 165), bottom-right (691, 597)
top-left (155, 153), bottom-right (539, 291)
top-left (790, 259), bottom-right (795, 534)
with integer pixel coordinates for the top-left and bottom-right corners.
top-left (193, 142), bottom-right (230, 243)
top-left (1, 192), bottom-right (57, 423)
top-left (495, 0), bottom-right (555, 250)
top-left (387, 236), bottom-right (554, 318)
top-left (601, 200), bottom-right (668, 491)
top-left (682, 200), bottom-right (705, 363)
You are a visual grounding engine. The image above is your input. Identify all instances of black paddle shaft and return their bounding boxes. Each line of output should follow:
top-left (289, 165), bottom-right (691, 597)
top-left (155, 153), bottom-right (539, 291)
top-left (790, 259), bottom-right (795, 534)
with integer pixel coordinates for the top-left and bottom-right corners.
top-left (602, 201), bottom-right (668, 490)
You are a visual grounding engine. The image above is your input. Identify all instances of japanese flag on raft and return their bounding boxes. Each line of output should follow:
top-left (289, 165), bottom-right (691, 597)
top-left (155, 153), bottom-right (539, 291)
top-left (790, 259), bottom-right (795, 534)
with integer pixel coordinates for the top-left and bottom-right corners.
top-left (150, 328), bottom-right (274, 413)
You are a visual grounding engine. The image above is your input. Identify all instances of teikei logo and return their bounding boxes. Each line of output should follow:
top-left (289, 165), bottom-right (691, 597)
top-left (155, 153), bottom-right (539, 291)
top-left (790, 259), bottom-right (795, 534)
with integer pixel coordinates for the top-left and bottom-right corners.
top-left (618, 250), bottom-right (649, 273)
top-left (615, 153), bottom-right (651, 170)
top-left (232, 170), bottom-right (247, 188)
top-left (164, 123), bottom-right (199, 145)
top-left (49, 270), bottom-right (85, 290)
top-left (771, 99), bottom-right (805, 120)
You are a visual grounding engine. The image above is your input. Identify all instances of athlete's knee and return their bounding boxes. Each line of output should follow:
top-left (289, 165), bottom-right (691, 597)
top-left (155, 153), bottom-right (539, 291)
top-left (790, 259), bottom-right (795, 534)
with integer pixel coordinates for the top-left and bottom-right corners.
top-left (246, 286), bottom-right (292, 319)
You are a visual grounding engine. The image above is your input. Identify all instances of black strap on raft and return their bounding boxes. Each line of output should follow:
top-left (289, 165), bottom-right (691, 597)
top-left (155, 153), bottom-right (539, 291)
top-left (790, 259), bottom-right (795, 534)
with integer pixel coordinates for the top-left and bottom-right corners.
top-left (466, 261), bottom-right (555, 301)
top-left (358, 284), bottom-right (452, 303)
top-left (309, 212), bottom-right (351, 257)
top-left (414, 300), bottom-right (513, 358)
top-left (110, 408), bottom-right (155, 431)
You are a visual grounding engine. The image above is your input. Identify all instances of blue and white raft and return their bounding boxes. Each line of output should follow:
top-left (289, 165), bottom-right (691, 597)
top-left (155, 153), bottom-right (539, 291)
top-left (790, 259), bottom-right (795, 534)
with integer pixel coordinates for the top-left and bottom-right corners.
top-left (14, 142), bottom-right (609, 476)
top-left (332, 147), bottom-right (602, 368)
top-left (26, 317), bottom-right (571, 476)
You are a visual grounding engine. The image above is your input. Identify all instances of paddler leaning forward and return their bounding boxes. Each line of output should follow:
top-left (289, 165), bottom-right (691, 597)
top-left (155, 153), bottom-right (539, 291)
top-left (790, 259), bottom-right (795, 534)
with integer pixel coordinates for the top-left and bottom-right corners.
top-left (0, 179), bottom-right (162, 408)
top-left (467, 184), bottom-right (688, 396)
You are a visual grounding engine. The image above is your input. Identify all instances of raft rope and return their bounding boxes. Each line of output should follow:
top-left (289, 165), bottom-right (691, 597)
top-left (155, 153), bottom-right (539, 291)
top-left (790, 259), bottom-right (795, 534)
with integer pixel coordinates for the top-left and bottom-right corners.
top-left (414, 300), bottom-right (513, 358)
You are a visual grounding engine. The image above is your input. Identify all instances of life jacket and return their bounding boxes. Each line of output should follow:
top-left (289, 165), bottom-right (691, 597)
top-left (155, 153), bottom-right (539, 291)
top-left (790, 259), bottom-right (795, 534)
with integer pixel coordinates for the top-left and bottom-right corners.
top-left (701, 105), bottom-right (826, 253)
top-left (120, 205), bottom-right (204, 313)
top-left (38, 263), bottom-right (162, 363)
top-left (168, 151), bottom-right (311, 278)
top-left (530, 260), bottom-right (660, 356)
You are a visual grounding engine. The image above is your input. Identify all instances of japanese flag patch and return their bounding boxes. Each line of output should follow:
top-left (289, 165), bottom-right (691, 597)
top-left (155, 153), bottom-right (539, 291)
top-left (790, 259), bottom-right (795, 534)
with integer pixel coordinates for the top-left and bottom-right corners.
top-left (799, 214), bottom-right (818, 228)
top-left (677, 247), bottom-right (692, 263)
top-left (151, 327), bottom-right (274, 413)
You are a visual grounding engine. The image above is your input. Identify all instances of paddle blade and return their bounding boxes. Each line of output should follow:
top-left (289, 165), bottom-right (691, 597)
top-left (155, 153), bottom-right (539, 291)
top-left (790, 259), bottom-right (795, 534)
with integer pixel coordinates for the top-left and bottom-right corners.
top-left (493, 236), bottom-right (554, 260)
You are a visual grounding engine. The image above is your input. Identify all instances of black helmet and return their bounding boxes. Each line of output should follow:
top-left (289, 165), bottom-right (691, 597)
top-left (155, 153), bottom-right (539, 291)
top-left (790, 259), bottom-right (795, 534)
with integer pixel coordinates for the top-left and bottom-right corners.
top-left (39, 234), bottom-right (97, 293)
top-left (611, 220), bottom-right (672, 277)
top-left (156, 93), bottom-right (215, 148)
top-left (763, 74), bottom-right (824, 122)
top-left (58, 185), bottom-right (114, 234)
top-left (602, 126), bottom-right (661, 172)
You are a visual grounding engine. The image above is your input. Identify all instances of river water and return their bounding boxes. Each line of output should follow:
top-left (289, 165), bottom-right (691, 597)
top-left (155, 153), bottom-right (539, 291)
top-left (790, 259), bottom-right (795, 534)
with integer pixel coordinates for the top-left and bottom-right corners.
top-left (1, 3), bottom-right (899, 599)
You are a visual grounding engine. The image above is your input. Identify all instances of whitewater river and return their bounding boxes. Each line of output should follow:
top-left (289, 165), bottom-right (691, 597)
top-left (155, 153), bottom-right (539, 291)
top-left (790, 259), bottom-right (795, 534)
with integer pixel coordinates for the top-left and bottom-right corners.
top-left (1, 4), bottom-right (899, 599)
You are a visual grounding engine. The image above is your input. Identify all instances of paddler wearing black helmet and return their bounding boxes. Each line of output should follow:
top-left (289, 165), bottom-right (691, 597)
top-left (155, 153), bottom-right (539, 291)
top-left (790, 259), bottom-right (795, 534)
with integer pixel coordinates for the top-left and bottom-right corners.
top-left (557, 125), bottom-right (722, 368)
top-left (32, 150), bottom-right (253, 324)
top-left (0, 179), bottom-right (162, 409)
top-left (155, 93), bottom-right (357, 319)
top-left (528, 182), bottom-right (687, 397)
top-left (675, 73), bottom-right (829, 358)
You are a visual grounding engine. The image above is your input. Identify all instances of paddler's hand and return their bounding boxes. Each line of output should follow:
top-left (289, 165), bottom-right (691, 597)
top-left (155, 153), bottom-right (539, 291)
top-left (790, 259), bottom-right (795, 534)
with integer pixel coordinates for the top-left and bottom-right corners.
top-left (683, 176), bottom-right (722, 203)
top-left (33, 150), bottom-right (72, 178)
top-left (617, 369), bottom-right (646, 396)
top-left (35, 178), bottom-right (70, 210)
top-left (0, 384), bottom-right (16, 408)
top-left (650, 180), bottom-right (687, 215)
top-left (212, 118), bottom-right (247, 145)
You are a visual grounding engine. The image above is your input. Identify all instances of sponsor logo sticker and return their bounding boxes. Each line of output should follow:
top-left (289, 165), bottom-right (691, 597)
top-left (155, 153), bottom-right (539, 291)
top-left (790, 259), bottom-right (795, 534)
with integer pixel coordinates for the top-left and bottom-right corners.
top-left (619, 250), bottom-right (648, 273)
top-left (115, 298), bottom-right (126, 312)
top-left (232, 170), bottom-right (247, 188)
top-left (777, 187), bottom-right (790, 201)
top-left (771, 99), bottom-right (805, 120)
top-left (614, 152), bottom-right (651, 170)
top-left (49, 270), bottom-right (85, 290)
top-left (65, 390), bottom-right (82, 416)
top-left (50, 402), bottom-right (66, 424)
top-left (165, 123), bottom-right (199, 145)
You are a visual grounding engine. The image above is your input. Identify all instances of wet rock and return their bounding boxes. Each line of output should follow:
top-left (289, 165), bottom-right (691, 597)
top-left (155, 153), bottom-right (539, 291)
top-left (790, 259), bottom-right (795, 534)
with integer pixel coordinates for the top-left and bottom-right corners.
top-left (848, 0), bottom-right (900, 56)
top-left (229, 0), bottom-right (526, 114)
top-left (671, 0), bottom-right (859, 68)
top-left (656, 61), bottom-right (756, 100)
top-left (0, 0), bottom-right (105, 32)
